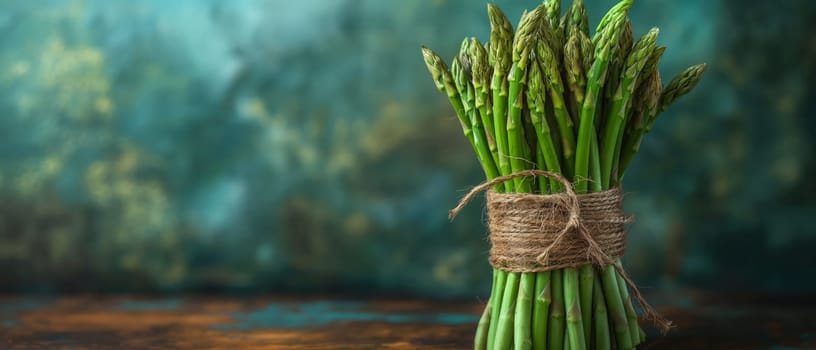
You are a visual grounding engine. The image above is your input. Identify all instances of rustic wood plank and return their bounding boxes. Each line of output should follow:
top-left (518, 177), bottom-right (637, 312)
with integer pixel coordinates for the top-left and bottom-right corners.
top-left (0, 292), bottom-right (812, 349)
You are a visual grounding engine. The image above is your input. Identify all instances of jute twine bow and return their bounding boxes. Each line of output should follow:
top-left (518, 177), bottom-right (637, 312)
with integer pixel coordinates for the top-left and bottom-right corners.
top-left (449, 169), bottom-right (673, 333)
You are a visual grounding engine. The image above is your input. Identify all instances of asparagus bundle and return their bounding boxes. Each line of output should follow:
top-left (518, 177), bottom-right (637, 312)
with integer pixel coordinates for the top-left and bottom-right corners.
top-left (422, 0), bottom-right (705, 349)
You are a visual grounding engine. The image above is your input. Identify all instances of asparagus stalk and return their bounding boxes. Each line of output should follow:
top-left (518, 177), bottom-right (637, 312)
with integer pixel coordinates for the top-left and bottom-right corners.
top-left (617, 21), bottom-right (634, 74)
top-left (659, 63), bottom-right (708, 113)
top-left (452, 54), bottom-right (501, 182)
top-left (599, 28), bottom-right (659, 188)
top-left (608, 30), bottom-right (653, 186)
top-left (488, 4), bottom-right (516, 193)
top-left (529, 51), bottom-right (562, 350)
top-left (527, 61), bottom-right (561, 350)
top-left (470, 38), bottom-right (500, 166)
top-left (578, 261), bottom-right (595, 343)
top-left (548, 269), bottom-right (565, 350)
top-left (562, 0), bottom-right (589, 37)
top-left (421, 47), bottom-right (474, 147)
top-left (540, 9), bottom-right (565, 63)
top-left (564, 31), bottom-right (587, 118)
top-left (535, 147), bottom-right (550, 193)
top-left (602, 265), bottom-right (632, 349)
top-left (475, 301), bottom-right (491, 350)
top-left (573, 86), bottom-right (599, 350)
top-left (640, 46), bottom-right (666, 85)
top-left (490, 269), bottom-right (510, 347)
top-left (532, 271), bottom-right (552, 350)
top-left (535, 35), bottom-right (576, 178)
top-left (495, 272), bottom-right (521, 349)
top-left (564, 268), bottom-right (586, 350)
top-left (574, 10), bottom-right (626, 194)
top-left (616, 46), bottom-right (665, 180)
top-left (507, 7), bottom-right (541, 192)
top-left (484, 6), bottom-right (517, 349)
top-left (579, 31), bottom-right (595, 75)
top-left (581, 126), bottom-right (603, 346)
top-left (527, 58), bottom-right (563, 191)
top-left (618, 69), bottom-right (662, 176)
top-left (619, 63), bottom-right (706, 175)
top-left (589, 131), bottom-right (603, 194)
top-left (523, 104), bottom-right (539, 180)
top-left (544, 0), bottom-right (562, 28)
top-left (511, 11), bottom-right (546, 350)
top-left (599, 19), bottom-right (632, 133)
top-left (593, 274), bottom-right (612, 350)
top-left (516, 273), bottom-right (535, 349)
top-left (593, 0), bottom-right (633, 46)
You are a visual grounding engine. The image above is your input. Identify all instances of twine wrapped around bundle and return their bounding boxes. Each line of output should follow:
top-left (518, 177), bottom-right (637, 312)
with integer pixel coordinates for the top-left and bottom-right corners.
top-left (485, 186), bottom-right (628, 272)
top-left (449, 170), bottom-right (673, 332)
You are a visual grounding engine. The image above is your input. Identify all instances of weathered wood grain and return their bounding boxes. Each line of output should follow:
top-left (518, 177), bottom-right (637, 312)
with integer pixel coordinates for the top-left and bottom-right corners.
top-left (0, 292), bottom-right (812, 349)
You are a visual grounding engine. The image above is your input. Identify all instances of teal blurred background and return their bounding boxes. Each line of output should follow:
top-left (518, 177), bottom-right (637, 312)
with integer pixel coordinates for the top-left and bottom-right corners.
top-left (0, 0), bottom-right (813, 297)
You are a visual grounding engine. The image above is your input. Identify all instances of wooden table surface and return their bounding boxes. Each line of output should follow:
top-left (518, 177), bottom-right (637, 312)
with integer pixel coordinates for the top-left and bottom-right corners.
top-left (0, 291), bottom-right (813, 349)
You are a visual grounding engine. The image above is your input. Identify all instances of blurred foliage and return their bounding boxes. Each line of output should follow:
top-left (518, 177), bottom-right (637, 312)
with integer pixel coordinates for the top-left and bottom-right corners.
top-left (0, 0), bottom-right (814, 296)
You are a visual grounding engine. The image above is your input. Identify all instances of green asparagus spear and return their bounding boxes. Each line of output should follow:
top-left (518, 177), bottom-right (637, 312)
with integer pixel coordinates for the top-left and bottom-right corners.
top-left (470, 38), bottom-right (499, 166)
top-left (532, 271), bottom-right (552, 350)
top-left (564, 268), bottom-right (587, 350)
top-left (659, 63), bottom-right (708, 114)
top-left (548, 269), bottom-right (566, 350)
top-left (562, 0), bottom-right (589, 37)
top-left (599, 28), bottom-right (659, 188)
top-left (618, 70), bottom-right (662, 176)
top-left (507, 7), bottom-right (542, 192)
top-left (513, 11), bottom-right (549, 350)
top-left (496, 272), bottom-right (521, 349)
top-left (490, 269), bottom-right (510, 347)
top-left (544, 0), bottom-right (562, 27)
top-left (574, 11), bottom-right (627, 193)
top-left (579, 31), bottom-right (594, 74)
top-left (421, 47), bottom-right (473, 146)
top-left (527, 56), bottom-right (563, 191)
top-left (593, 0), bottom-right (633, 45)
top-left (484, 6), bottom-right (517, 349)
top-left (639, 46), bottom-right (666, 87)
top-left (599, 19), bottom-right (633, 133)
top-left (594, 274), bottom-right (612, 350)
top-left (579, 128), bottom-right (604, 345)
top-left (516, 273), bottom-right (535, 349)
top-left (578, 261), bottom-right (595, 343)
top-left (616, 46), bottom-right (665, 178)
top-left (527, 61), bottom-right (563, 350)
top-left (535, 34), bottom-right (576, 178)
top-left (452, 54), bottom-right (500, 182)
top-left (475, 301), bottom-right (491, 350)
top-left (620, 63), bottom-right (706, 175)
top-left (564, 31), bottom-right (587, 120)
top-left (488, 4), bottom-right (516, 192)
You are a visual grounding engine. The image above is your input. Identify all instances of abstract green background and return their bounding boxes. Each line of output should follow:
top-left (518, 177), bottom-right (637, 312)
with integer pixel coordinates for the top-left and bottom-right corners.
top-left (0, 0), bottom-right (813, 297)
